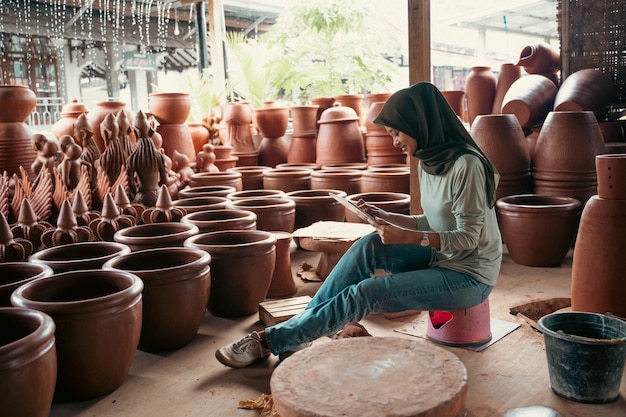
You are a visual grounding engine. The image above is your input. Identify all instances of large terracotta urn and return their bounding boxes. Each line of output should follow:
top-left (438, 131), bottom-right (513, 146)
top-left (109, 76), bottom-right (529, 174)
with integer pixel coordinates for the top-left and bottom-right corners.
top-left (157, 123), bottom-right (196, 162)
top-left (181, 208), bottom-right (257, 233)
top-left (491, 63), bottom-right (522, 114)
top-left (533, 111), bottom-right (605, 204)
top-left (0, 84), bottom-right (37, 123)
top-left (11, 269), bottom-right (143, 401)
top-left (571, 154), bottom-right (626, 318)
top-left (316, 103), bottom-right (366, 166)
top-left (223, 101), bottom-right (258, 165)
top-left (0, 307), bottom-right (57, 417)
top-left (496, 194), bottom-right (582, 267)
top-left (470, 114), bottom-right (532, 200)
top-left (149, 92), bottom-right (191, 125)
top-left (554, 69), bottom-right (617, 120)
top-left (87, 100), bottom-right (128, 152)
top-left (440, 90), bottom-right (465, 118)
top-left (184, 230), bottom-right (276, 317)
top-left (285, 189), bottom-right (348, 229)
top-left (0, 262), bottom-right (53, 307)
top-left (228, 197), bottom-right (296, 233)
top-left (51, 98), bottom-right (89, 143)
top-left (464, 66), bottom-right (497, 126)
top-left (29, 241), bottom-right (131, 274)
top-left (103, 247), bottom-right (211, 352)
top-left (501, 74), bottom-right (557, 131)
top-left (515, 42), bottom-right (560, 75)
top-left (114, 222), bottom-right (199, 252)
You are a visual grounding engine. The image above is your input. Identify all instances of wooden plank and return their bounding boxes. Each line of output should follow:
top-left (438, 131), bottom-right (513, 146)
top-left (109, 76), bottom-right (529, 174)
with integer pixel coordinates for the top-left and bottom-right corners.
top-left (259, 296), bottom-right (312, 326)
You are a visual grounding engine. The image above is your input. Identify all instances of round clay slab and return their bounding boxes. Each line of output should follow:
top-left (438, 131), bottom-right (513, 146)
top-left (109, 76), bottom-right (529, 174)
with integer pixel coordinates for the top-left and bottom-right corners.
top-left (271, 337), bottom-right (467, 417)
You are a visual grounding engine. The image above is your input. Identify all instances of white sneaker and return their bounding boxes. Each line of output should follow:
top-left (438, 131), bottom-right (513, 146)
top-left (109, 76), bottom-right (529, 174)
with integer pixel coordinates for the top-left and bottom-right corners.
top-left (215, 332), bottom-right (271, 368)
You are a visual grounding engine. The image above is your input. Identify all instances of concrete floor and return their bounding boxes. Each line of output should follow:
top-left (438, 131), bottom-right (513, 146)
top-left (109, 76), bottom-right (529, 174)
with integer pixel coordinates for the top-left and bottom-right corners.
top-left (48, 244), bottom-right (626, 417)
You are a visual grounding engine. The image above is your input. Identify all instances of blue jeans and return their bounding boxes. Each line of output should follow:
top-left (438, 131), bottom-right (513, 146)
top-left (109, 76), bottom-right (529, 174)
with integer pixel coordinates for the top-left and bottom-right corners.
top-left (265, 233), bottom-right (493, 355)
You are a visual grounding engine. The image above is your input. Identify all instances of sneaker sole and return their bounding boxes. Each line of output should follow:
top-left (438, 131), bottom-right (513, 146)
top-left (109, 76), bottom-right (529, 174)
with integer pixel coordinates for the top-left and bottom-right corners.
top-left (215, 349), bottom-right (268, 368)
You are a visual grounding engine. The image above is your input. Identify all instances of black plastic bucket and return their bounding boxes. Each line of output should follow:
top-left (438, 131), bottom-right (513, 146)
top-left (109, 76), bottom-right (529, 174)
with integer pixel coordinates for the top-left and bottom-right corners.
top-left (537, 311), bottom-right (626, 403)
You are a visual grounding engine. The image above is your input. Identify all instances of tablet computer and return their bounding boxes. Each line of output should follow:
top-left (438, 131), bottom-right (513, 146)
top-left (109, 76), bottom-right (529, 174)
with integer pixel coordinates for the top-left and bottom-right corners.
top-left (329, 193), bottom-right (376, 222)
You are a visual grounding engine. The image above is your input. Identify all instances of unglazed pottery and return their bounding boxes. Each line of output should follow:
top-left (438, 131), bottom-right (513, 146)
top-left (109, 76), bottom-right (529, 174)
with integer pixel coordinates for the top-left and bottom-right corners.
top-left (0, 263), bottom-right (53, 307)
top-left (87, 101), bottom-right (128, 152)
top-left (316, 103), bottom-right (365, 166)
top-left (227, 166), bottom-right (272, 190)
top-left (262, 168), bottom-right (312, 192)
top-left (181, 208), bottom-right (257, 233)
top-left (11, 269), bottom-right (143, 401)
top-left (103, 247), bottom-right (211, 352)
top-left (0, 84), bottom-right (37, 123)
top-left (501, 74), bottom-right (557, 130)
top-left (267, 231), bottom-right (297, 298)
top-left (515, 42), bottom-right (560, 75)
top-left (113, 222), bottom-right (199, 252)
top-left (491, 63), bottom-right (522, 114)
top-left (51, 98), bottom-right (89, 142)
top-left (173, 196), bottom-right (230, 214)
top-left (310, 168), bottom-right (362, 195)
top-left (285, 189), bottom-right (348, 229)
top-left (554, 69), bottom-right (617, 120)
top-left (189, 171), bottom-right (243, 191)
top-left (465, 66), bottom-right (496, 126)
top-left (185, 230), bottom-right (276, 317)
top-left (226, 189), bottom-right (286, 201)
top-left (0, 307), bottom-right (57, 417)
top-left (149, 92), bottom-right (191, 125)
top-left (178, 185), bottom-right (237, 199)
top-left (30, 241), bottom-right (131, 274)
top-left (360, 167), bottom-right (410, 194)
top-left (227, 197), bottom-right (296, 233)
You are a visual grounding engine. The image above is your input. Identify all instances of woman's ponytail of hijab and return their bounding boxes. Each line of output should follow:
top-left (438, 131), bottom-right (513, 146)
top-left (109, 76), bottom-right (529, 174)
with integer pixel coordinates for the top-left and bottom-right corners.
top-left (374, 82), bottom-right (499, 208)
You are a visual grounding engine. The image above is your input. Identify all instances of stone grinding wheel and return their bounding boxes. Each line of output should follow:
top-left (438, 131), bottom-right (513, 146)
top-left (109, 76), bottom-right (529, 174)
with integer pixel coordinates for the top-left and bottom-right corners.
top-left (270, 337), bottom-right (467, 417)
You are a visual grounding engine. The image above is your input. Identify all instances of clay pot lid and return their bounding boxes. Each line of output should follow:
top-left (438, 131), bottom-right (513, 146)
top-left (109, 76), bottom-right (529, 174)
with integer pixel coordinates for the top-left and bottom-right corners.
top-left (61, 98), bottom-right (89, 115)
top-left (318, 103), bottom-right (359, 124)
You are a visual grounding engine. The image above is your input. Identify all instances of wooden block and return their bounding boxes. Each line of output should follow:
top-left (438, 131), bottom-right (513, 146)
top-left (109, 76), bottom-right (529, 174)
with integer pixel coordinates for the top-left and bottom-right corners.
top-left (259, 295), bottom-right (312, 326)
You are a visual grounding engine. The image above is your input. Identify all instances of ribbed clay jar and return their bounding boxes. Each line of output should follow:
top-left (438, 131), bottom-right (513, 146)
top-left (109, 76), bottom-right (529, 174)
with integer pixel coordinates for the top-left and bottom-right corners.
top-left (11, 269), bottom-right (143, 401)
top-left (0, 262), bottom-right (53, 307)
top-left (263, 168), bottom-right (312, 192)
top-left (181, 208), bottom-right (257, 233)
top-left (227, 197), bottom-right (296, 233)
top-left (114, 222), bottom-right (199, 251)
top-left (311, 168), bottom-right (362, 195)
top-left (29, 241), bottom-right (131, 274)
top-left (345, 192), bottom-right (410, 223)
top-left (285, 189), bottom-right (348, 229)
top-left (571, 154), bottom-right (626, 318)
top-left (184, 230), bottom-right (276, 317)
top-left (227, 166), bottom-right (272, 190)
top-left (0, 307), bottom-right (57, 417)
top-left (103, 247), bottom-right (211, 352)
top-left (189, 171), bottom-right (243, 191)
top-left (496, 194), bottom-right (582, 267)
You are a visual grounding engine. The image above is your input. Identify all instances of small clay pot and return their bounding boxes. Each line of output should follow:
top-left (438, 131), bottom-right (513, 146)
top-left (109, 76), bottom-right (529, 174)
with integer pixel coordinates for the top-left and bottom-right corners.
top-left (285, 189), bottom-right (348, 229)
top-left (178, 185), bottom-right (237, 199)
top-left (0, 307), bottom-right (57, 417)
top-left (496, 194), bottom-right (582, 267)
top-left (172, 196), bottom-right (230, 214)
top-left (29, 241), bottom-right (131, 274)
top-left (103, 247), bottom-right (211, 352)
top-left (227, 197), bottom-right (296, 233)
top-left (181, 208), bottom-right (257, 233)
top-left (11, 269), bottom-right (143, 401)
top-left (114, 222), bottom-right (199, 251)
top-left (0, 262), bottom-right (53, 307)
top-left (185, 230), bottom-right (276, 317)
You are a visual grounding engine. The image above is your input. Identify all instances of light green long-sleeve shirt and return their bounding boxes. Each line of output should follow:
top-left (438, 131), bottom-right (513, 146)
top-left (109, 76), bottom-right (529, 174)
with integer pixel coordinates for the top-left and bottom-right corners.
top-left (414, 154), bottom-right (502, 286)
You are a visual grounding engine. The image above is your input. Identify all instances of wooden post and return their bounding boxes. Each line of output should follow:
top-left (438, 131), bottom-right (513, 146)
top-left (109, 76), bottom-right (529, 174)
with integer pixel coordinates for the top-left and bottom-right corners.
top-left (207, 0), bottom-right (227, 101)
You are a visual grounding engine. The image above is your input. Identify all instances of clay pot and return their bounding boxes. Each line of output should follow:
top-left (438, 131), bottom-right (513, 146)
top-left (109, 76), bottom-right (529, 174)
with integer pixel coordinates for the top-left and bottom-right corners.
top-left (554, 69), bottom-right (617, 120)
top-left (571, 154), bottom-right (626, 318)
top-left (223, 102), bottom-right (255, 153)
top-left (263, 168), bottom-right (312, 192)
top-left (11, 269), bottom-right (143, 401)
top-left (51, 98), bottom-right (89, 142)
top-left (288, 134), bottom-right (317, 164)
top-left (0, 121), bottom-right (37, 181)
top-left (114, 222), bottom-right (199, 252)
top-left (322, 162), bottom-right (368, 170)
top-left (178, 185), bottom-right (237, 199)
top-left (361, 167), bottom-right (410, 194)
top-left (157, 123), bottom-right (196, 162)
top-left (533, 111), bottom-right (605, 204)
top-left (227, 189), bottom-right (286, 201)
top-left (258, 136), bottom-right (290, 168)
top-left (465, 66), bottom-right (497, 126)
top-left (0, 263), bottom-right (53, 307)
top-left (470, 114), bottom-right (532, 200)
top-left (334, 94), bottom-right (364, 124)
top-left (492, 63), bottom-right (522, 114)
top-left (88, 101), bottom-right (128, 152)
top-left (366, 92), bottom-right (391, 106)
top-left (364, 101), bottom-right (406, 166)
top-left (276, 162), bottom-right (321, 170)
top-left (149, 93), bottom-right (191, 125)
top-left (30, 241), bottom-right (131, 274)
top-left (311, 168), bottom-right (362, 195)
top-left (0, 307), bottom-right (57, 417)
top-left (310, 97), bottom-right (335, 131)
top-left (189, 171), bottom-right (243, 191)
top-left (316, 103), bottom-right (366, 166)
top-left (598, 121), bottom-right (625, 143)
top-left (285, 189), bottom-right (348, 229)
top-left (515, 42), bottom-right (560, 75)
top-left (188, 122), bottom-right (210, 155)
top-left (345, 192), bottom-right (410, 223)
top-left (213, 156), bottom-right (239, 171)
top-left (496, 194), bottom-right (582, 267)
top-left (227, 166), bottom-right (272, 190)
top-left (184, 230), bottom-right (276, 317)
top-left (254, 106), bottom-right (289, 138)
top-left (0, 85), bottom-right (37, 123)
top-left (290, 105), bottom-right (319, 136)
top-left (440, 90), bottom-right (465, 118)
top-left (501, 74), bottom-right (557, 130)
top-left (173, 196), bottom-right (230, 214)
top-left (103, 247), bottom-right (211, 352)
top-left (181, 208), bottom-right (257, 233)
top-left (227, 197), bottom-right (296, 233)
top-left (267, 231), bottom-right (297, 298)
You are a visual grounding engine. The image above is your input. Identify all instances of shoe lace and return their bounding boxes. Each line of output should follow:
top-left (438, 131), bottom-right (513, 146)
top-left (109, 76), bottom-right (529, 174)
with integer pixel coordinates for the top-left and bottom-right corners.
top-left (232, 335), bottom-right (260, 354)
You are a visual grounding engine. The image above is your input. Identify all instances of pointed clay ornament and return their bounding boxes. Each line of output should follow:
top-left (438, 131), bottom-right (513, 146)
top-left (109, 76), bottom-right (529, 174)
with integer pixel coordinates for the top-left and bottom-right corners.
top-left (89, 193), bottom-right (135, 242)
top-left (141, 184), bottom-right (187, 224)
top-left (41, 200), bottom-right (94, 248)
top-left (11, 198), bottom-right (53, 252)
top-left (0, 211), bottom-right (34, 261)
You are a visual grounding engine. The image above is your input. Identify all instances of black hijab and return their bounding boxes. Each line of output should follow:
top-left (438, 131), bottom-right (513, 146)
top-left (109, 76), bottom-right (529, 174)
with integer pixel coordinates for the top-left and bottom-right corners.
top-left (373, 82), bottom-right (499, 208)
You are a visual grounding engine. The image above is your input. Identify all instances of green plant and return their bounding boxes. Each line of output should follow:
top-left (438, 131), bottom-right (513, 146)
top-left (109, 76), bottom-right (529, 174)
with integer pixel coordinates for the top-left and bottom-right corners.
top-left (153, 72), bottom-right (224, 122)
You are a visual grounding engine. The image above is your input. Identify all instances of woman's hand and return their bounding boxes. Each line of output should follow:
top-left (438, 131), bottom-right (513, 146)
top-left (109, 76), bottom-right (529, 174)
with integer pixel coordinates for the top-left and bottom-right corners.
top-left (369, 218), bottom-right (421, 245)
top-left (357, 200), bottom-right (417, 229)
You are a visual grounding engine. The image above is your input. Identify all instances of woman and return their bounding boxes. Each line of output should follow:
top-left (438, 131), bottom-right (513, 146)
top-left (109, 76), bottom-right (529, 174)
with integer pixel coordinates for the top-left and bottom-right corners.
top-left (215, 82), bottom-right (502, 368)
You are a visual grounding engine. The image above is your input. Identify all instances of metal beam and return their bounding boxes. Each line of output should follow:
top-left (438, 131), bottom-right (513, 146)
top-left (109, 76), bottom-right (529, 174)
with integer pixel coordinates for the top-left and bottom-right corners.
top-left (64, 0), bottom-right (95, 32)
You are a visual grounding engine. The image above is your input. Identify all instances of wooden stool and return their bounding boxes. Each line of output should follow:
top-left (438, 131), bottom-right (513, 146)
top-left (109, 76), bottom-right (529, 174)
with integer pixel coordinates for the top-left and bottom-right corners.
top-left (271, 337), bottom-right (467, 417)
top-left (426, 298), bottom-right (492, 347)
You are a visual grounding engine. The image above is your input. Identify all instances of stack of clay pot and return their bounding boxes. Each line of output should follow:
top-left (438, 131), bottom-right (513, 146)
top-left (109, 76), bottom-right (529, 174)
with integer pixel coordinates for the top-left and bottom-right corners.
top-left (0, 85), bottom-right (39, 181)
top-left (288, 105), bottom-right (319, 163)
top-left (149, 92), bottom-right (196, 163)
top-left (254, 103), bottom-right (290, 167)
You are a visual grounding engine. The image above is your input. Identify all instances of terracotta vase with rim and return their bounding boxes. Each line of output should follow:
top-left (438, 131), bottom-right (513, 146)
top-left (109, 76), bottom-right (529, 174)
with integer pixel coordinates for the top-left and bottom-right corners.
top-left (267, 231), bottom-right (297, 298)
top-left (11, 269), bottom-right (143, 401)
top-left (465, 66), bottom-right (497, 126)
top-left (285, 189), bottom-right (348, 229)
top-left (254, 106), bottom-right (290, 167)
top-left (114, 222), bottom-right (199, 252)
top-left (571, 154), bottom-right (626, 318)
top-left (178, 185), bottom-right (237, 199)
top-left (263, 167), bottom-right (312, 192)
top-left (345, 192), bottom-right (410, 223)
top-left (149, 92), bottom-right (191, 125)
top-left (310, 168), bottom-right (362, 195)
top-left (333, 94), bottom-right (364, 125)
top-left (184, 230), bottom-right (276, 317)
top-left (103, 246), bottom-right (211, 352)
top-left (0, 262), bottom-right (53, 307)
top-left (173, 195), bottom-right (230, 214)
top-left (496, 194), bottom-right (582, 267)
top-left (29, 241), bottom-right (131, 274)
top-left (181, 208), bottom-right (257, 233)
top-left (227, 197), bottom-right (296, 233)
top-left (0, 84), bottom-right (37, 123)
top-left (157, 123), bottom-right (196, 162)
top-left (0, 307), bottom-right (57, 417)
top-left (515, 42), bottom-right (560, 75)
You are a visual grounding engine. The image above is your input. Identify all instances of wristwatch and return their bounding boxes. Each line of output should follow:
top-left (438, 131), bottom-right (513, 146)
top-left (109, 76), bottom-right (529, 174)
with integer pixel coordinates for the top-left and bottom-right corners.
top-left (420, 232), bottom-right (430, 247)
